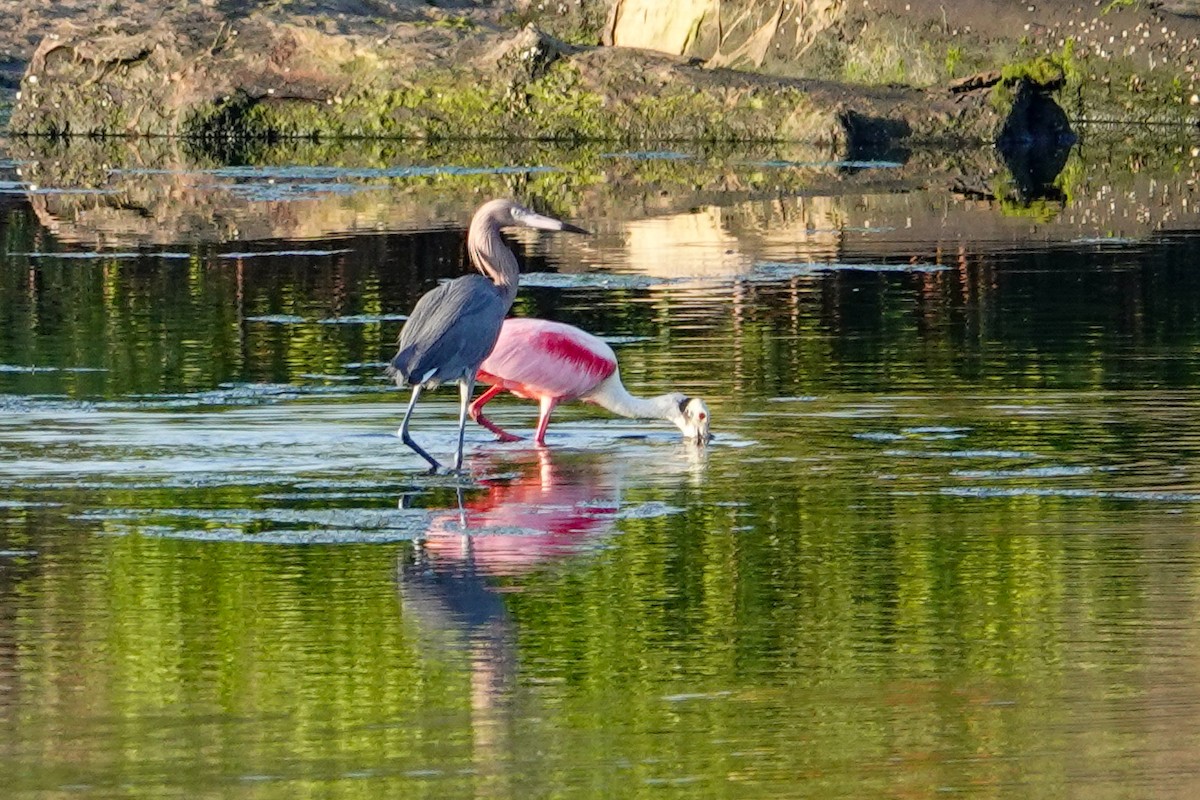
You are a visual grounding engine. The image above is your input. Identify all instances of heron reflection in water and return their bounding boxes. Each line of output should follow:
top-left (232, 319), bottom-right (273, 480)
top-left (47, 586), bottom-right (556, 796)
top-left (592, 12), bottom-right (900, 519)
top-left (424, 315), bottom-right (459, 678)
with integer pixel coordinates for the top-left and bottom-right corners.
top-left (395, 407), bottom-right (709, 779)
top-left (395, 448), bottom-right (623, 769)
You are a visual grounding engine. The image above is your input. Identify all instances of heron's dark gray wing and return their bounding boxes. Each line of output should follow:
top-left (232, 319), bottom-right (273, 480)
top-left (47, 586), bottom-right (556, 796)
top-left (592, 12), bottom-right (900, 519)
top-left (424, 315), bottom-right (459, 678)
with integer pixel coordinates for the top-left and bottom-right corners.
top-left (391, 275), bottom-right (508, 386)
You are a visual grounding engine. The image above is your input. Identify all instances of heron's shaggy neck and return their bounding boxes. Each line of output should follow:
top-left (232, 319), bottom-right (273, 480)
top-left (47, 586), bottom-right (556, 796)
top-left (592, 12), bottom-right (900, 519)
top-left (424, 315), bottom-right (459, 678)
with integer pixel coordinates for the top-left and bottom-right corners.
top-left (587, 373), bottom-right (678, 422)
top-left (468, 214), bottom-right (520, 305)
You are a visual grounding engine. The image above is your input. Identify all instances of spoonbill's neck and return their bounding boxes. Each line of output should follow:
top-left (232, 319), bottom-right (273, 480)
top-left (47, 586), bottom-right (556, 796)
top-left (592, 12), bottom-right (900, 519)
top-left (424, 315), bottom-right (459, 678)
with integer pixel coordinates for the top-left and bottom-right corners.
top-left (588, 374), bottom-right (677, 422)
top-left (468, 217), bottom-right (520, 304)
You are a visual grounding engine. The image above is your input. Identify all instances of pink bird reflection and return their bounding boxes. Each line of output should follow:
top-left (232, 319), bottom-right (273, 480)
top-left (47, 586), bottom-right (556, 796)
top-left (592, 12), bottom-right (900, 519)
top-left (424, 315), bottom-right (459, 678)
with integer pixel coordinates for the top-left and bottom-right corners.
top-left (419, 448), bottom-right (621, 577)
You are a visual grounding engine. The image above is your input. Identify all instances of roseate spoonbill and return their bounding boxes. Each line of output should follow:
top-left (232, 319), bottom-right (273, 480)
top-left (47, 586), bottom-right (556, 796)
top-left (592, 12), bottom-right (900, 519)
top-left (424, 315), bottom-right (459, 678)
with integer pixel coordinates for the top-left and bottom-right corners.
top-left (388, 200), bottom-right (589, 472)
top-left (469, 317), bottom-right (712, 446)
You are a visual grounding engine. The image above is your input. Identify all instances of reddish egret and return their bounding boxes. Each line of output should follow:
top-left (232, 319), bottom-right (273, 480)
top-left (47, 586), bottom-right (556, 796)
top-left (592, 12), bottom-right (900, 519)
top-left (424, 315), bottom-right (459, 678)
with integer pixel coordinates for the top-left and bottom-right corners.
top-left (469, 317), bottom-right (712, 445)
top-left (389, 200), bottom-right (589, 472)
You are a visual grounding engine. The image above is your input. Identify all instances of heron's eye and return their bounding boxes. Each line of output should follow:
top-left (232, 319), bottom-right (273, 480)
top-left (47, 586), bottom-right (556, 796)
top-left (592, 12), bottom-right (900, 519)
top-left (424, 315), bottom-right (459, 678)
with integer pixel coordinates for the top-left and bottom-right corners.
top-left (698, 412), bottom-right (706, 421)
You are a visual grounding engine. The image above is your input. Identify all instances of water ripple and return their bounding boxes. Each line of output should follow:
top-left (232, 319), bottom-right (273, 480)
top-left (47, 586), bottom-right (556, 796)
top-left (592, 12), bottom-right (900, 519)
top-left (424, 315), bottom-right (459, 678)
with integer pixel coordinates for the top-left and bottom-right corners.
top-left (0, 364), bottom-right (108, 373)
top-left (951, 466), bottom-right (1096, 479)
top-left (742, 159), bottom-right (904, 169)
top-left (219, 249), bottom-right (354, 259)
top-left (15, 251), bottom-right (192, 260)
top-left (203, 164), bottom-right (556, 180)
top-left (941, 486), bottom-right (1200, 502)
top-left (752, 260), bottom-right (949, 277)
top-left (520, 272), bottom-right (676, 289)
top-left (601, 150), bottom-right (692, 161)
top-left (884, 448), bottom-right (1043, 459)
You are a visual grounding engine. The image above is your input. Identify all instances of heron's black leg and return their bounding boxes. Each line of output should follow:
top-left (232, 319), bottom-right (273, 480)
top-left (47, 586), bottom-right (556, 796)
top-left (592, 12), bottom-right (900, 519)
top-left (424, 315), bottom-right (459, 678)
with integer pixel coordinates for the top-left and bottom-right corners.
top-left (399, 385), bottom-right (441, 473)
top-left (453, 377), bottom-right (475, 472)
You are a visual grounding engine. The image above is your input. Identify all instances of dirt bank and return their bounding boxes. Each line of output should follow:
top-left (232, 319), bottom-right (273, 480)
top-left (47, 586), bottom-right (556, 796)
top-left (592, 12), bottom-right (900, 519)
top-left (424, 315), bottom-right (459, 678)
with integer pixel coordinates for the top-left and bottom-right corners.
top-left (4, 0), bottom-right (1198, 148)
top-left (5, 7), bottom-right (1049, 155)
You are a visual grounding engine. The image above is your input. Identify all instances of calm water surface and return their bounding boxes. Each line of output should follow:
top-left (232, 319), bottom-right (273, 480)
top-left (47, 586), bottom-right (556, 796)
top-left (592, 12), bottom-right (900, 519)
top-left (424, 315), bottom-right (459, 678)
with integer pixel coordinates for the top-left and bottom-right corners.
top-left (3, 136), bottom-right (1200, 797)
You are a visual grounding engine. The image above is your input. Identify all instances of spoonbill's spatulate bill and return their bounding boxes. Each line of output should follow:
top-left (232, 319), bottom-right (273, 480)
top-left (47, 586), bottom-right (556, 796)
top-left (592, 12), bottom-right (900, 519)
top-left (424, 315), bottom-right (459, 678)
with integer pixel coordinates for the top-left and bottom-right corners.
top-left (388, 200), bottom-right (590, 472)
top-left (470, 317), bottom-right (712, 446)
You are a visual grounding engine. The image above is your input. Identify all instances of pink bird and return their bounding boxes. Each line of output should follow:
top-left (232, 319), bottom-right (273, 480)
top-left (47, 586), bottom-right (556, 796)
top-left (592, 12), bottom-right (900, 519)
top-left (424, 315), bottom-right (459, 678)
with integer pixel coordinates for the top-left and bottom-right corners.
top-left (469, 317), bottom-right (712, 445)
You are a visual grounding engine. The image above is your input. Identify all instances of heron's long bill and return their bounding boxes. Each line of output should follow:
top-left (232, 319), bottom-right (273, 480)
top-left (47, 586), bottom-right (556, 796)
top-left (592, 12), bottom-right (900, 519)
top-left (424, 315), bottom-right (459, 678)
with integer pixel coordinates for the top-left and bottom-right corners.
top-left (520, 211), bottom-right (591, 236)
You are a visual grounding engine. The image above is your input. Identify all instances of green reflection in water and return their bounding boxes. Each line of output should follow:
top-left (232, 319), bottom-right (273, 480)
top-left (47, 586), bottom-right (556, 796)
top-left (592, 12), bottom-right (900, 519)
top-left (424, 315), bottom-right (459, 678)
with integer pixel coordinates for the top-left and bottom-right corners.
top-left (4, 138), bottom-right (1200, 798)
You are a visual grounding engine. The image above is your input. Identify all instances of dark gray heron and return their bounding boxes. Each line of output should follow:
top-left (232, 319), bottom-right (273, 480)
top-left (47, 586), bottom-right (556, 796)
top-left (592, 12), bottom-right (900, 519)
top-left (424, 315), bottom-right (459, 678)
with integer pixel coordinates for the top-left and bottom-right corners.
top-left (389, 199), bottom-right (589, 472)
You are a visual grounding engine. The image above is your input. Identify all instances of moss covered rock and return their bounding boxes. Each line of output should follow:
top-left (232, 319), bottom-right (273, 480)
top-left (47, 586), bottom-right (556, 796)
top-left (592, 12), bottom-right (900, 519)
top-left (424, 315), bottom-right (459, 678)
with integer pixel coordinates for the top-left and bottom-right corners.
top-left (8, 8), bottom-right (1060, 154)
top-left (604, 0), bottom-right (1200, 135)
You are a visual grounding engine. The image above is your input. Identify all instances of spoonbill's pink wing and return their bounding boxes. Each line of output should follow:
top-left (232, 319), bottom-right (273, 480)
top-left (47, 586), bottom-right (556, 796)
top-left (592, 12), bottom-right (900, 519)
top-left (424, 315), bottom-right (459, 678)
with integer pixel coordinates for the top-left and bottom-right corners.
top-left (478, 318), bottom-right (617, 401)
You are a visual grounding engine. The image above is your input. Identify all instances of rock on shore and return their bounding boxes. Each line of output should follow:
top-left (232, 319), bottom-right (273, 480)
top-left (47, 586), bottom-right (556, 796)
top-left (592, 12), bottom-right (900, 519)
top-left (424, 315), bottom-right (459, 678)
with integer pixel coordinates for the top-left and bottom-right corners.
top-left (10, 0), bottom-right (1200, 150)
top-left (6, 5), bottom-right (1069, 155)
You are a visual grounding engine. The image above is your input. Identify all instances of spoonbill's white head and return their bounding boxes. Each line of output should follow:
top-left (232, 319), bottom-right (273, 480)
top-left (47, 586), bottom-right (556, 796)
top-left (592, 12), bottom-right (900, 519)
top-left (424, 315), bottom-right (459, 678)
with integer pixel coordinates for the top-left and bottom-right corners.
top-left (667, 394), bottom-right (712, 445)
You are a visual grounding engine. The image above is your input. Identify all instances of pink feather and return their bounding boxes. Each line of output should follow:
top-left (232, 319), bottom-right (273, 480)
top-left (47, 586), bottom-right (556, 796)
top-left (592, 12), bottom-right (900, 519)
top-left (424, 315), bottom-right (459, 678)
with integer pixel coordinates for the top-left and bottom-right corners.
top-left (477, 318), bottom-right (617, 400)
top-left (472, 318), bottom-right (619, 443)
